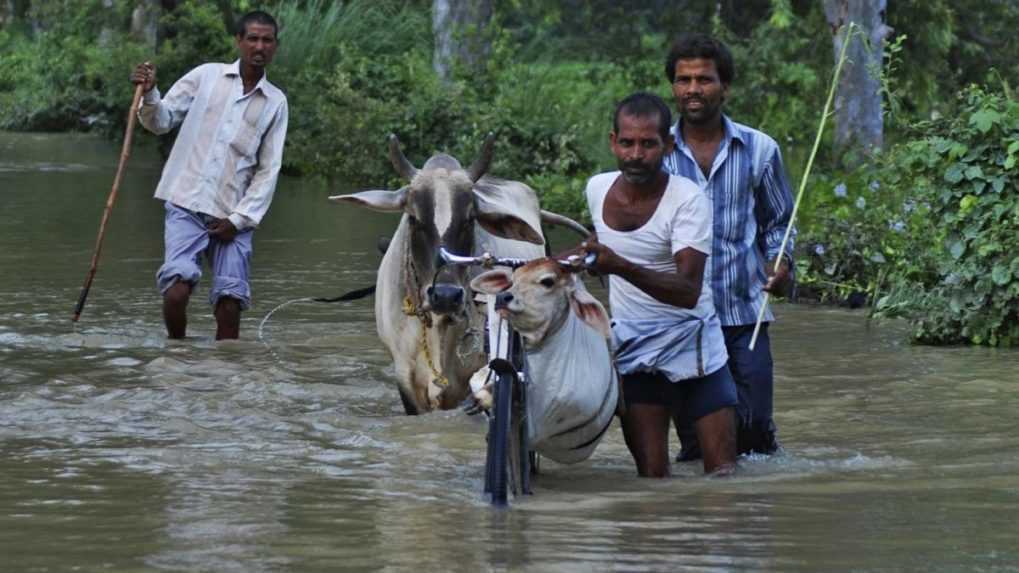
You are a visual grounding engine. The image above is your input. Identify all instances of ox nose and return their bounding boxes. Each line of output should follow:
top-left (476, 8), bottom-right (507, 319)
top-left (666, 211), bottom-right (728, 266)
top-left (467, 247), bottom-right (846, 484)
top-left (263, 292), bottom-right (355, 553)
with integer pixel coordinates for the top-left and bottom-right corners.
top-left (494, 292), bottom-right (514, 311)
top-left (426, 284), bottom-right (465, 314)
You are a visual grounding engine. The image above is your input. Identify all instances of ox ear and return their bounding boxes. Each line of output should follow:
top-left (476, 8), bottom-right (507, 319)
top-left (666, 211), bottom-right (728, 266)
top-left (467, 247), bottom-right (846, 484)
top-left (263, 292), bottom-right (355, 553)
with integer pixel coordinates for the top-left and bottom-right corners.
top-left (473, 178), bottom-right (545, 245)
top-left (569, 283), bottom-right (611, 338)
top-left (329, 187), bottom-right (408, 213)
top-left (470, 269), bottom-right (514, 295)
top-left (475, 212), bottom-right (545, 244)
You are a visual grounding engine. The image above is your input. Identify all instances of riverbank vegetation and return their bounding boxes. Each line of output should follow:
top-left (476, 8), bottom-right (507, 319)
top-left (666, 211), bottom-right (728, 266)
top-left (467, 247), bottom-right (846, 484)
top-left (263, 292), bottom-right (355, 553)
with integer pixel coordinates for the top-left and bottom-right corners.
top-left (1, 0), bottom-right (1017, 346)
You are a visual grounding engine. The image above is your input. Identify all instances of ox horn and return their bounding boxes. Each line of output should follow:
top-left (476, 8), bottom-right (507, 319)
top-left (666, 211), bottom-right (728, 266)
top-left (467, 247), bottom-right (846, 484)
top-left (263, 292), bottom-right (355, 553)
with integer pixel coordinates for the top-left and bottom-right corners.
top-left (467, 132), bottom-right (496, 183)
top-left (388, 134), bottom-right (418, 181)
top-left (540, 210), bottom-right (591, 238)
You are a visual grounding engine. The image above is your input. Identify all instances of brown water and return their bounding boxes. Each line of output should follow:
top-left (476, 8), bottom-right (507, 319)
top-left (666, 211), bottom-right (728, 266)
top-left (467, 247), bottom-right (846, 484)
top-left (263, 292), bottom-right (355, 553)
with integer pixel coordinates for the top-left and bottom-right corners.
top-left (1, 132), bottom-right (1018, 572)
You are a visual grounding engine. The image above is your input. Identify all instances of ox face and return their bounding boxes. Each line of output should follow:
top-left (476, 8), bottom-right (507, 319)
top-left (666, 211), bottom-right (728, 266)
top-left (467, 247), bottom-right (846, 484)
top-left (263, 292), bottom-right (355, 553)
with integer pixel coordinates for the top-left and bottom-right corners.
top-left (329, 134), bottom-right (547, 320)
top-left (471, 260), bottom-right (611, 346)
top-left (406, 169), bottom-right (476, 316)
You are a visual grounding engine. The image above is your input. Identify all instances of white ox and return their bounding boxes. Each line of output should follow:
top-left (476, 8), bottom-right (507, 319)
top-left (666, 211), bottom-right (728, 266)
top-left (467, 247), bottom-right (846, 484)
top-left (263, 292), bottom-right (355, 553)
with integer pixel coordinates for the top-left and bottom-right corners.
top-left (470, 258), bottom-right (619, 464)
top-left (330, 135), bottom-right (584, 414)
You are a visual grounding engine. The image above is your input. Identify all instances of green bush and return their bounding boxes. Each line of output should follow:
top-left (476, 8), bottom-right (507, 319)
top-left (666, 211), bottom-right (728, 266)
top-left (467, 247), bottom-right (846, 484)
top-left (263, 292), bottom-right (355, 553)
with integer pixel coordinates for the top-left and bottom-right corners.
top-left (794, 169), bottom-right (915, 306)
top-left (872, 86), bottom-right (1019, 346)
top-left (0, 1), bottom-right (146, 133)
top-left (153, 1), bottom-right (235, 90)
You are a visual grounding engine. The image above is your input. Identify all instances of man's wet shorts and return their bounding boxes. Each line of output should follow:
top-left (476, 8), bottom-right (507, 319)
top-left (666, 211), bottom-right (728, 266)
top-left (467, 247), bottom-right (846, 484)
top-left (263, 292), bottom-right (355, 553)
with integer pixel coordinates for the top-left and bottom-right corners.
top-left (156, 201), bottom-right (253, 309)
top-left (622, 365), bottom-right (738, 421)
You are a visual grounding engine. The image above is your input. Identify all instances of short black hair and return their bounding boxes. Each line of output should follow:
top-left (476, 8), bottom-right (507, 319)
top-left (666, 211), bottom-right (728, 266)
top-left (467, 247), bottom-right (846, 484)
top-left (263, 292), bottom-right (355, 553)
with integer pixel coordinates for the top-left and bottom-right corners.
top-left (664, 33), bottom-right (734, 85)
top-left (612, 92), bottom-right (672, 142)
top-left (236, 10), bottom-right (278, 38)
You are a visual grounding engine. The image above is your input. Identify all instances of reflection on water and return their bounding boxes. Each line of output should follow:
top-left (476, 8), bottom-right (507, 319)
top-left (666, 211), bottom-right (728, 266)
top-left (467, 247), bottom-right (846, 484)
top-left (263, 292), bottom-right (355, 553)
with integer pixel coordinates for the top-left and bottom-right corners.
top-left (2, 132), bottom-right (1018, 571)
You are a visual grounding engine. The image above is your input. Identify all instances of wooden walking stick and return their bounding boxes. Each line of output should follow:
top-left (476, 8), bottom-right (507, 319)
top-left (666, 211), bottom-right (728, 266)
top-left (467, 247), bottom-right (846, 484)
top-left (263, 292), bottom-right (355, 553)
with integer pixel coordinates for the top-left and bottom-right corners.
top-left (748, 22), bottom-right (856, 350)
top-left (72, 82), bottom-right (146, 322)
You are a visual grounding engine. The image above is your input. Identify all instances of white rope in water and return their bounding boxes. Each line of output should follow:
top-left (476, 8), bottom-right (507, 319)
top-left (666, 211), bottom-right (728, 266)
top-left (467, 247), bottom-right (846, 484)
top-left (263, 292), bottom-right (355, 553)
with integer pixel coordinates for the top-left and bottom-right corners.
top-left (257, 297), bottom-right (315, 364)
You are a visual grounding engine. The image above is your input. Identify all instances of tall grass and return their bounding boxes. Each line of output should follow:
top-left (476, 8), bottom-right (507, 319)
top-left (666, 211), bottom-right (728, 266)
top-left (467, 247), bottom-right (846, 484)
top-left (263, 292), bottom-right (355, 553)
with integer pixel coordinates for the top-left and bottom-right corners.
top-left (271, 0), bottom-right (431, 71)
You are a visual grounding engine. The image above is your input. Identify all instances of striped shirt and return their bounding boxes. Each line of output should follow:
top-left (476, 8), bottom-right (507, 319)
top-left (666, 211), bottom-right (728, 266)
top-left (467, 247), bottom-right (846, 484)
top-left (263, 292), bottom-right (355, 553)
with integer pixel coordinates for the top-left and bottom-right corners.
top-left (138, 60), bottom-right (288, 230)
top-left (662, 116), bottom-right (795, 327)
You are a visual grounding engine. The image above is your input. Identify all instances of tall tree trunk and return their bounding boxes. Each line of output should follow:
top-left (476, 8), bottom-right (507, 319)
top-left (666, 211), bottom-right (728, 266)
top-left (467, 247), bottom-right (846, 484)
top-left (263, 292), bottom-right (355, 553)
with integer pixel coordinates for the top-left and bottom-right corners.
top-left (823, 0), bottom-right (893, 166)
top-left (3, 0), bottom-right (31, 29)
top-left (98, 0), bottom-right (117, 47)
top-left (130, 0), bottom-right (161, 50)
top-left (432, 0), bottom-right (493, 82)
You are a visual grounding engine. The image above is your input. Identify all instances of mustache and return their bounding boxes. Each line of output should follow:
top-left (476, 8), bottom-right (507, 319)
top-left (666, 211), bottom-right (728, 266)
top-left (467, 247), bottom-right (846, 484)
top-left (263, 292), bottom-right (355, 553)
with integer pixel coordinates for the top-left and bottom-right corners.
top-left (622, 160), bottom-right (653, 171)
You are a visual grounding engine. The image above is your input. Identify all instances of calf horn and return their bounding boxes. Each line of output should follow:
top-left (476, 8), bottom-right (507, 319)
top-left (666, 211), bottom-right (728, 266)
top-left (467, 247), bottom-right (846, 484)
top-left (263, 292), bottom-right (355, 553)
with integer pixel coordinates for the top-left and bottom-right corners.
top-left (388, 134), bottom-right (418, 181)
top-left (467, 133), bottom-right (496, 183)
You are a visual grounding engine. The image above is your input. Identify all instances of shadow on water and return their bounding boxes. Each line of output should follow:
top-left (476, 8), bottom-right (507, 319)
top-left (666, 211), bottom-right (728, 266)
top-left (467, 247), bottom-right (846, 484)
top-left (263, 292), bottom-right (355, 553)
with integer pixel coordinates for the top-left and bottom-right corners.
top-left (2, 132), bottom-right (1019, 571)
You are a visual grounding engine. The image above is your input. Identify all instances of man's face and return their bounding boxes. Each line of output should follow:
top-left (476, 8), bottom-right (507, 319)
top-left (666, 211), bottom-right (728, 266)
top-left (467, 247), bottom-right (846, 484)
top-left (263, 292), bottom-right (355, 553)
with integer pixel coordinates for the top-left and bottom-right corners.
top-left (671, 58), bottom-right (729, 125)
top-left (609, 113), bottom-right (673, 185)
top-left (236, 22), bottom-right (277, 70)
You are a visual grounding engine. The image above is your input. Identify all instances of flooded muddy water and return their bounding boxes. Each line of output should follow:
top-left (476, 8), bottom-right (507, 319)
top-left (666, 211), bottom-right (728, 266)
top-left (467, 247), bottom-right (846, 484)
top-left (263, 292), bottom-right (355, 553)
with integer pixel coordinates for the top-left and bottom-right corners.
top-left (1, 132), bottom-right (1018, 571)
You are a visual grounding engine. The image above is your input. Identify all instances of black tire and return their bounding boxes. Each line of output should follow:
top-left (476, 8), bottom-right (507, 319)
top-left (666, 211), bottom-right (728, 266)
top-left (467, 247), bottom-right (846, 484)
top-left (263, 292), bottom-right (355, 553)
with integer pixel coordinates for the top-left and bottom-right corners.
top-left (487, 370), bottom-right (513, 506)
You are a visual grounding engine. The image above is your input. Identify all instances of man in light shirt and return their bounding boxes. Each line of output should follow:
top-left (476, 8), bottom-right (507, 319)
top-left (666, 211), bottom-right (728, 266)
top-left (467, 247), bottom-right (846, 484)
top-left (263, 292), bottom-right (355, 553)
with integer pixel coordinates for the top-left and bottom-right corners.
top-left (130, 10), bottom-right (288, 340)
top-left (581, 92), bottom-right (737, 476)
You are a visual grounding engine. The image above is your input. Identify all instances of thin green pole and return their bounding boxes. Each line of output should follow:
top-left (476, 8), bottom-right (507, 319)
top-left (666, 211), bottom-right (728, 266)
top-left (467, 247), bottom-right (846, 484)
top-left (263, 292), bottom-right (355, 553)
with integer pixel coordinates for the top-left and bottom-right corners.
top-left (749, 22), bottom-right (856, 350)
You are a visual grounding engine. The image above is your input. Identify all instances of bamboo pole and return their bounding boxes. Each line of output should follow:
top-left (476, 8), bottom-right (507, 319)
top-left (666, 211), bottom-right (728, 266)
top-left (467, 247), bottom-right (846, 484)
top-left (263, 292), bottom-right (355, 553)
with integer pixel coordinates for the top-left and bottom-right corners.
top-left (72, 82), bottom-right (146, 322)
top-left (748, 22), bottom-right (856, 350)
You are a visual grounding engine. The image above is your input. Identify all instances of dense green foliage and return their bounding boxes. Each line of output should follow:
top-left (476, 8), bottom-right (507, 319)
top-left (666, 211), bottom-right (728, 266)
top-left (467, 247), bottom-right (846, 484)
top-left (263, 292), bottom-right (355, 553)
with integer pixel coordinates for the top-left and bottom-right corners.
top-left (874, 88), bottom-right (1019, 346)
top-left (1, 0), bottom-right (1017, 345)
top-left (0, 1), bottom-right (146, 132)
top-left (797, 86), bottom-right (1019, 346)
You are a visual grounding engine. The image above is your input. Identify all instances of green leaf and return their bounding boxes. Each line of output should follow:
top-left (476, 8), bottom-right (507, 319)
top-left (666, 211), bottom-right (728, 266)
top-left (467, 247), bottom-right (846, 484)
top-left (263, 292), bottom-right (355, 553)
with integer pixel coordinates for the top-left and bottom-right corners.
top-left (978, 242), bottom-right (1001, 257)
top-left (1006, 155), bottom-right (1016, 170)
top-left (949, 240), bottom-right (966, 260)
top-left (992, 176), bottom-right (1007, 193)
top-left (992, 265), bottom-right (1011, 286)
top-left (1007, 140), bottom-right (1019, 155)
top-left (959, 195), bottom-right (978, 213)
top-left (970, 108), bottom-right (1002, 133)
top-left (950, 296), bottom-right (963, 313)
top-left (965, 144), bottom-right (990, 162)
top-left (964, 165), bottom-right (985, 180)
top-left (944, 163), bottom-right (965, 183)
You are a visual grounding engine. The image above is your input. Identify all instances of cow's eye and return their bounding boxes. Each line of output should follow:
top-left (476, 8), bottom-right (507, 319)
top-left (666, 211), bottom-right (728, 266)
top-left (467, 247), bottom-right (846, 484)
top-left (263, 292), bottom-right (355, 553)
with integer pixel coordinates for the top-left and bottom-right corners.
top-left (539, 277), bottom-right (555, 288)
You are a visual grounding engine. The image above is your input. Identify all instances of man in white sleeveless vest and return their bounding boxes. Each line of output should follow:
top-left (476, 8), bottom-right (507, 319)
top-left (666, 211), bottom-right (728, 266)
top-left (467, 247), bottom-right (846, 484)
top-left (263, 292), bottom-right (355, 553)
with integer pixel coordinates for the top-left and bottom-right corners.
top-left (581, 92), bottom-right (737, 476)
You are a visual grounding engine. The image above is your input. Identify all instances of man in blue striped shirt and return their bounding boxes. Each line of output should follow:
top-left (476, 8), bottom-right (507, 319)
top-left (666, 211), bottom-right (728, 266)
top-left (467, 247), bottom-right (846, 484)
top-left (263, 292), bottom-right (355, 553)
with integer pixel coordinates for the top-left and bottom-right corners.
top-left (661, 34), bottom-right (795, 458)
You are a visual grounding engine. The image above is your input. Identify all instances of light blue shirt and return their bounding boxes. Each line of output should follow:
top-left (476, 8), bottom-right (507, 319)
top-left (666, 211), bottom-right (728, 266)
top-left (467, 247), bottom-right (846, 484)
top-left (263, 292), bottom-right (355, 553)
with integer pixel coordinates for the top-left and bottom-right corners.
top-left (662, 115), bottom-right (795, 327)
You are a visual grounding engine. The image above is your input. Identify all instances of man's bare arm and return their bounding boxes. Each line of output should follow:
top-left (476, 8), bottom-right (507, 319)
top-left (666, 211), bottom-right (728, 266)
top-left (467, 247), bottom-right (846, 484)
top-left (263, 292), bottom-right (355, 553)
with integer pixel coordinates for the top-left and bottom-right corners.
top-left (582, 238), bottom-right (705, 309)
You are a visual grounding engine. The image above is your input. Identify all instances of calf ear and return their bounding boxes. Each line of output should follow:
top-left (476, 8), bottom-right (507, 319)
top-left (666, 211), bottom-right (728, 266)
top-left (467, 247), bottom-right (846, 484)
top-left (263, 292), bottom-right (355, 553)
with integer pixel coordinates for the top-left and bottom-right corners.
top-left (329, 187), bottom-right (408, 212)
top-left (569, 286), bottom-right (611, 338)
top-left (470, 269), bottom-right (514, 295)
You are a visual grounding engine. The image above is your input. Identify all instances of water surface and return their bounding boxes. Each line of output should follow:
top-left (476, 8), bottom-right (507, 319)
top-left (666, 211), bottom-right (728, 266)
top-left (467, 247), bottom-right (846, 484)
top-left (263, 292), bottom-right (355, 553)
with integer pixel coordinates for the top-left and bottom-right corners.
top-left (1, 132), bottom-right (1017, 571)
